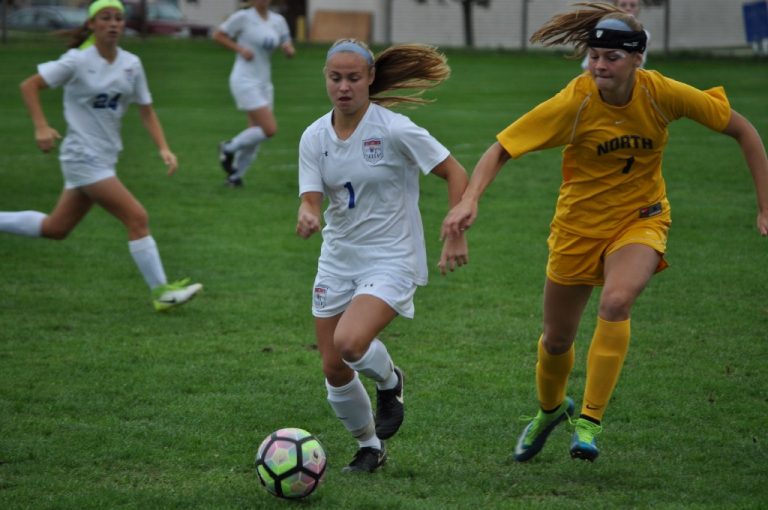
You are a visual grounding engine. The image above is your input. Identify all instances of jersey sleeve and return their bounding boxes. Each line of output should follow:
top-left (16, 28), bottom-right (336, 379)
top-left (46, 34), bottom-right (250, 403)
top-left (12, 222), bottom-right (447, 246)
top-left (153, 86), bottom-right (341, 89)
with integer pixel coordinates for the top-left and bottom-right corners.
top-left (37, 49), bottom-right (81, 88)
top-left (298, 126), bottom-right (324, 197)
top-left (277, 14), bottom-right (291, 44)
top-left (131, 59), bottom-right (153, 105)
top-left (496, 78), bottom-right (585, 159)
top-left (655, 74), bottom-right (731, 132)
top-left (390, 115), bottom-right (450, 175)
top-left (219, 10), bottom-right (244, 38)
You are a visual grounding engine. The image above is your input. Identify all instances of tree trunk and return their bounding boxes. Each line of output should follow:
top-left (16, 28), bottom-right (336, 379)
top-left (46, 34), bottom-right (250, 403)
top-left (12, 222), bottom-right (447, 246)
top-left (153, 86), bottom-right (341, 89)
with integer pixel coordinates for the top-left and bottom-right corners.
top-left (462, 0), bottom-right (474, 47)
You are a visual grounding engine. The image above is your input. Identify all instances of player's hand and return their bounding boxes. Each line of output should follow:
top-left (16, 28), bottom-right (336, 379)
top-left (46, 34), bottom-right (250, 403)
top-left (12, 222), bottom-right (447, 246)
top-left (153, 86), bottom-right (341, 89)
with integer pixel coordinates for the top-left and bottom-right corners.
top-left (238, 47), bottom-right (254, 61)
top-left (440, 199), bottom-right (477, 241)
top-left (160, 148), bottom-right (178, 176)
top-left (438, 233), bottom-right (468, 276)
top-left (757, 209), bottom-right (768, 236)
top-left (35, 126), bottom-right (61, 153)
top-left (296, 211), bottom-right (321, 239)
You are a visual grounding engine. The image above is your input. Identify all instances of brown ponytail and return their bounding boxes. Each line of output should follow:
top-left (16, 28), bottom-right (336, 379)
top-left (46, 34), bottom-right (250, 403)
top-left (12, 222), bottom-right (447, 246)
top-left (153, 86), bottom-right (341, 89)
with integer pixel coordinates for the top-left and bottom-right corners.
top-left (63, 23), bottom-right (92, 49)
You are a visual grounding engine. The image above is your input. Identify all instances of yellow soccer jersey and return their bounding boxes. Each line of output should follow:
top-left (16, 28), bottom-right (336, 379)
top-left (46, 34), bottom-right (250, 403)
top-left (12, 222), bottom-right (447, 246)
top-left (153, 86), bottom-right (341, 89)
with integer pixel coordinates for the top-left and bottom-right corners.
top-left (497, 69), bottom-right (731, 238)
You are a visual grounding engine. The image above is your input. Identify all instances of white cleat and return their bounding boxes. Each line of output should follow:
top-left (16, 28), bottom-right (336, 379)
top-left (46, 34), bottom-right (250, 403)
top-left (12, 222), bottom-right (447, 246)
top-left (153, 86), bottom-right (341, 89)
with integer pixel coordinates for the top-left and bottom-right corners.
top-left (152, 278), bottom-right (203, 312)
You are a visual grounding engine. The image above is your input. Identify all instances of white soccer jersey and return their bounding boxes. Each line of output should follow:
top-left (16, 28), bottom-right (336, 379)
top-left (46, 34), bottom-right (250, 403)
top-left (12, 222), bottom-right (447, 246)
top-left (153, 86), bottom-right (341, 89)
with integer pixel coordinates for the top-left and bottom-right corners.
top-left (37, 45), bottom-right (152, 167)
top-left (219, 8), bottom-right (291, 86)
top-left (299, 103), bottom-right (450, 285)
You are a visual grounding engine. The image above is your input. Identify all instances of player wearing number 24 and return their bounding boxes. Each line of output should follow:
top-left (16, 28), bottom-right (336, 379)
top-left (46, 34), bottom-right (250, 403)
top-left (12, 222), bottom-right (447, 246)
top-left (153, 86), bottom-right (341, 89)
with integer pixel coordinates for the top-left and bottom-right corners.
top-left (2, 0), bottom-right (202, 311)
top-left (296, 39), bottom-right (468, 473)
top-left (441, 2), bottom-right (768, 462)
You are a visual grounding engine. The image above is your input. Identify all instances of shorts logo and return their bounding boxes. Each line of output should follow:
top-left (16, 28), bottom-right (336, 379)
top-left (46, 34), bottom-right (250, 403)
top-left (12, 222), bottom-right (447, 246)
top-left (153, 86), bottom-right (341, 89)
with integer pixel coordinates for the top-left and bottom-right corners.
top-left (313, 286), bottom-right (328, 308)
top-left (362, 138), bottom-right (383, 164)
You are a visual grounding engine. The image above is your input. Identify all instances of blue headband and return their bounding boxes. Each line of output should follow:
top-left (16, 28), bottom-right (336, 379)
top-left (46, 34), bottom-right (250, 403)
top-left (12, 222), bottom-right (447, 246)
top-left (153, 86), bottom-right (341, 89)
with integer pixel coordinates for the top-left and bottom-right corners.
top-left (326, 41), bottom-right (374, 65)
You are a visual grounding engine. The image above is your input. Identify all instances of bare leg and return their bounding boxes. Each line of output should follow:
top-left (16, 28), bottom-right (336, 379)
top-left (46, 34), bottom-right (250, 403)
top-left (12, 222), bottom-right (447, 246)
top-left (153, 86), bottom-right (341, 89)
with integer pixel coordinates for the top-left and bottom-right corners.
top-left (542, 279), bottom-right (593, 354)
top-left (599, 244), bottom-right (661, 320)
top-left (229, 107), bottom-right (278, 182)
top-left (80, 177), bottom-right (148, 240)
top-left (40, 188), bottom-right (94, 240)
top-left (578, 244), bottom-right (661, 429)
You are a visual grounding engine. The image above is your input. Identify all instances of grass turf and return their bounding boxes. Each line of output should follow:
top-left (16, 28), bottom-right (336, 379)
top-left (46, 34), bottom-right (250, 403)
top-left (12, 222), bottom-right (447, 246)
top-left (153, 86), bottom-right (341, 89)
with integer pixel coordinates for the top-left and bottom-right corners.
top-left (0, 36), bottom-right (767, 509)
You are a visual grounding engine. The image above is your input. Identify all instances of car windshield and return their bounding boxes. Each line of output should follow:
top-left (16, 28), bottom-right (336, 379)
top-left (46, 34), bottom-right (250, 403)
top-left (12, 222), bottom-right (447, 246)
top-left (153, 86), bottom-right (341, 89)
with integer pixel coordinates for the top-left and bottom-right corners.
top-left (59, 8), bottom-right (88, 25)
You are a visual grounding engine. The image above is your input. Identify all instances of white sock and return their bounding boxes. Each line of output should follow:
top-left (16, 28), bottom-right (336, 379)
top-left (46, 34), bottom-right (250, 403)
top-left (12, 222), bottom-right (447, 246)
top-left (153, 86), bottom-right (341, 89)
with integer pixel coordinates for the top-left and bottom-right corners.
top-left (326, 375), bottom-right (381, 449)
top-left (226, 126), bottom-right (267, 152)
top-left (344, 338), bottom-right (398, 390)
top-left (128, 235), bottom-right (167, 290)
top-left (231, 143), bottom-right (260, 179)
top-left (0, 211), bottom-right (46, 237)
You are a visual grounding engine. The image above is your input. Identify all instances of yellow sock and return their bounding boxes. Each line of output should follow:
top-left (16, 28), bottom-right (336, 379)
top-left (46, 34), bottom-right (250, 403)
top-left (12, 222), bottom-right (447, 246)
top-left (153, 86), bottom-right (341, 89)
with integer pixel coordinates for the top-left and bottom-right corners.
top-left (581, 317), bottom-right (631, 422)
top-left (536, 335), bottom-right (575, 411)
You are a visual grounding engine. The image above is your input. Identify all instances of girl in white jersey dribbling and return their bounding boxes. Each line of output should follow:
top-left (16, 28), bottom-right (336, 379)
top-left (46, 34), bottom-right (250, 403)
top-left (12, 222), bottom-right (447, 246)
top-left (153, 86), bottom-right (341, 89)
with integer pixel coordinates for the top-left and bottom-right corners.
top-left (1, 0), bottom-right (201, 312)
top-left (213, 0), bottom-right (295, 187)
top-left (296, 39), bottom-right (469, 473)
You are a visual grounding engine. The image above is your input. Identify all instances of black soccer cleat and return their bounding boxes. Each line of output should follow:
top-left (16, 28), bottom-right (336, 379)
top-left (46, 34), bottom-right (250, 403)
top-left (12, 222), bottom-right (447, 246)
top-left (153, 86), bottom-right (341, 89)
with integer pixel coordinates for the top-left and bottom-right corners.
top-left (225, 176), bottom-right (243, 188)
top-left (218, 141), bottom-right (235, 176)
top-left (375, 366), bottom-right (404, 439)
top-left (341, 442), bottom-right (387, 473)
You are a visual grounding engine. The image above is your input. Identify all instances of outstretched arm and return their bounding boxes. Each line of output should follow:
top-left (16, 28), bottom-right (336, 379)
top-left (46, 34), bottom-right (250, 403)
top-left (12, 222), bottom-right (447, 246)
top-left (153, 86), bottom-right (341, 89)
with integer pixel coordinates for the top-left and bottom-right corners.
top-left (722, 110), bottom-right (768, 236)
top-left (440, 142), bottom-right (511, 240)
top-left (297, 192), bottom-right (323, 239)
top-left (431, 155), bottom-right (469, 275)
top-left (19, 74), bottom-right (60, 153)
top-left (138, 104), bottom-right (178, 176)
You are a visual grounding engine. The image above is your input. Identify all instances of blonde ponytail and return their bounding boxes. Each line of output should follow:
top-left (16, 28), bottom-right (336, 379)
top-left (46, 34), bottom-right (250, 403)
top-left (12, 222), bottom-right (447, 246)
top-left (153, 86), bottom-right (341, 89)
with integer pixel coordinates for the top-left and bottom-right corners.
top-left (530, 2), bottom-right (642, 58)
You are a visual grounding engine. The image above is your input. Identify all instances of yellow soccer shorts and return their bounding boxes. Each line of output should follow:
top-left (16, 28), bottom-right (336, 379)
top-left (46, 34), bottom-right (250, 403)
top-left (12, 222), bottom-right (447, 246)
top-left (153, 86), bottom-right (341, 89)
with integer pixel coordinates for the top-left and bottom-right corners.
top-left (546, 211), bottom-right (671, 286)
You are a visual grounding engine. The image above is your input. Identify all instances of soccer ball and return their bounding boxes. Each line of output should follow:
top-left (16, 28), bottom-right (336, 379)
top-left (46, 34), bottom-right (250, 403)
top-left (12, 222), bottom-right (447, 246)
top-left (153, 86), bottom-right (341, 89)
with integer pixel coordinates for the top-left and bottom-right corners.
top-left (255, 427), bottom-right (327, 499)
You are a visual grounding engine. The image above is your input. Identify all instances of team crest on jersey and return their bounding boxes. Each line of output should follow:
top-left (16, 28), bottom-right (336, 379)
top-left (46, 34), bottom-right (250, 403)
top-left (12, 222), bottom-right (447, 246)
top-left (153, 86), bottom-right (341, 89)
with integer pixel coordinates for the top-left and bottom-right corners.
top-left (362, 138), bottom-right (383, 164)
top-left (313, 286), bottom-right (328, 309)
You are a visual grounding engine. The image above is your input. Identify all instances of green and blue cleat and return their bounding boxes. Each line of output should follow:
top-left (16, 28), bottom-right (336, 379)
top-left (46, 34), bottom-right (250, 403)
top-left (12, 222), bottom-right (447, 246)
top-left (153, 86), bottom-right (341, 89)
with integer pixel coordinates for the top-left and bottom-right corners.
top-left (514, 397), bottom-right (574, 462)
top-left (570, 417), bottom-right (603, 462)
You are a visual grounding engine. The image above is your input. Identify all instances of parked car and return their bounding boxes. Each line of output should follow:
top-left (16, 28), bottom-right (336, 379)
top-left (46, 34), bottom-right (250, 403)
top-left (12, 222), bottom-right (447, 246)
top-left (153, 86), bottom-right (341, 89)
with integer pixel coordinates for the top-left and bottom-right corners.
top-left (123, 1), bottom-right (209, 38)
top-left (7, 6), bottom-right (88, 31)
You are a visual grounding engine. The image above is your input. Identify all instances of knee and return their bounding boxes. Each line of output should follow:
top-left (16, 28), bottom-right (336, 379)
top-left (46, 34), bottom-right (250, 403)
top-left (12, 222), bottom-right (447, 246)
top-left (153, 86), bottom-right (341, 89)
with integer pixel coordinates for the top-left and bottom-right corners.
top-left (598, 289), bottom-right (633, 321)
top-left (541, 331), bottom-right (574, 355)
top-left (125, 208), bottom-right (149, 237)
top-left (263, 124), bottom-right (278, 138)
top-left (41, 218), bottom-right (71, 240)
top-left (42, 226), bottom-right (70, 240)
top-left (322, 357), bottom-right (353, 386)
top-left (333, 332), bottom-right (367, 363)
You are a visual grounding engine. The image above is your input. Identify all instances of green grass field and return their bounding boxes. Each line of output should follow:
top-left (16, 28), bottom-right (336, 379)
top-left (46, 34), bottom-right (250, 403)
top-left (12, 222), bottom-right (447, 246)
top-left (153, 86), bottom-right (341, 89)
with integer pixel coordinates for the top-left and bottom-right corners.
top-left (1, 36), bottom-right (767, 509)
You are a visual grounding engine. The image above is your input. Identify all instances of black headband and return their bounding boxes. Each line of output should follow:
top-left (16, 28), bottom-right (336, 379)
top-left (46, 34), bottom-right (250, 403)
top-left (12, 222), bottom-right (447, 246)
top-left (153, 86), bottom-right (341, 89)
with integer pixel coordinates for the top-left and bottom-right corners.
top-left (587, 28), bottom-right (647, 53)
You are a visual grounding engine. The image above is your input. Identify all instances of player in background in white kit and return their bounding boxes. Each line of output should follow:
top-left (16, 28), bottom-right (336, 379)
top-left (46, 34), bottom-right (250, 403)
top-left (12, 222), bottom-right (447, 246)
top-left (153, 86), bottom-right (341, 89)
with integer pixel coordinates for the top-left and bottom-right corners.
top-left (213, 0), bottom-right (295, 187)
top-left (1, 0), bottom-right (202, 312)
top-left (581, 0), bottom-right (649, 70)
top-left (296, 39), bottom-right (469, 473)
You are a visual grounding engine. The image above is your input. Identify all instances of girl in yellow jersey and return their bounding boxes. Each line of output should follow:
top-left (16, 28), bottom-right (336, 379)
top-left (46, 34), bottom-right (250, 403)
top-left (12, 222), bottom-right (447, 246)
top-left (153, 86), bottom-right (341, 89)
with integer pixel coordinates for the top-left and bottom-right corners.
top-left (441, 3), bottom-right (768, 462)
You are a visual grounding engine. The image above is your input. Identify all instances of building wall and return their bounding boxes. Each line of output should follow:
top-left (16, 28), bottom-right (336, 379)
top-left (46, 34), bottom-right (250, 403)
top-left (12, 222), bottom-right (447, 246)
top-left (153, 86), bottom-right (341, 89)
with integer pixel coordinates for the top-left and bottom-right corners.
top-left (307, 0), bottom-right (753, 51)
top-left (177, 0), bottom-right (240, 27)
top-left (306, 0), bottom-right (383, 42)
